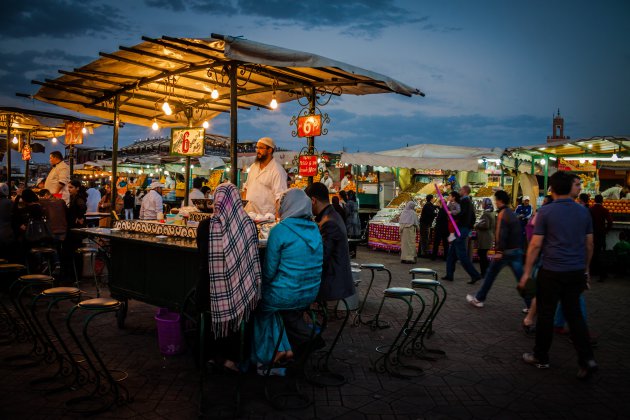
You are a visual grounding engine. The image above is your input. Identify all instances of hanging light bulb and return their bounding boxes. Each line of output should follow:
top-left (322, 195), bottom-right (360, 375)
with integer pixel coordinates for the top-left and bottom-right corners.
top-left (151, 119), bottom-right (159, 131)
top-left (579, 158), bottom-right (585, 164)
top-left (82, 127), bottom-right (87, 134)
top-left (211, 87), bottom-right (219, 100)
top-left (202, 120), bottom-right (209, 129)
top-left (540, 159), bottom-right (546, 166)
top-left (138, 169), bottom-right (143, 174)
top-left (611, 153), bottom-right (619, 162)
top-left (181, 166), bottom-right (186, 172)
top-left (11, 136), bottom-right (18, 144)
top-left (162, 101), bottom-right (172, 116)
top-left (51, 137), bottom-right (58, 143)
top-left (270, 95), bottom-right (278, 109)
top-left (226, 167), bottom-right (230, 172)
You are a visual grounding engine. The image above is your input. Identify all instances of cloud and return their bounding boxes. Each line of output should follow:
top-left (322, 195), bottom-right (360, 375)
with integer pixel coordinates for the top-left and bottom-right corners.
top-left (0, 1), bottom-right (126, 38)
top-left (144, 0), bottom-right (187, 12)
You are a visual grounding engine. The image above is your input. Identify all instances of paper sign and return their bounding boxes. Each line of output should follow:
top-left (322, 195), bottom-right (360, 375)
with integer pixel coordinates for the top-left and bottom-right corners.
top-left (170, 127), bottom-right (205, 157)
top-left (299, 155), bottom-right (318, 177)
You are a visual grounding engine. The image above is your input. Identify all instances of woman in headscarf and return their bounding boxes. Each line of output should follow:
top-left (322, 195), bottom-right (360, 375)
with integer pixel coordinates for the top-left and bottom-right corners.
top-left (251, 188), bottom-right (323, 375)
top-left (399, 201), bottom-right (419, 264)
top-left (196, 183), bottom-right (261, 372)
top-left (474, 197), bottom-right (496, 277)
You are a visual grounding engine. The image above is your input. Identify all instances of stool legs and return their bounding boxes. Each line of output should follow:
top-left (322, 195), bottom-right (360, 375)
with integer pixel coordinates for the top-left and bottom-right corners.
top-left (354, 268), bottom-right (392, 330)
top-left (407, 282), bottom-right (447, 359)
top-left (73, 251), bottom-right (100, 298)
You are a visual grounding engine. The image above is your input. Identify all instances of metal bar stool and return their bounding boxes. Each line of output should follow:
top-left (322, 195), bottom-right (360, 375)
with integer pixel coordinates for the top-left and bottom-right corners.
top-left (29, 286), bottom-right (86, 393)
top-left (406, 268), bottom-right (447, 360)
top-left (28, 247), bottom-right (57, 276)
top-left (4, 274), bottom-right (55, 368)
top-left (73, 247), bottom-right (100, 298)
top-left (353, 263), bottom-right (392, 329)
top-left (65, 298), bottom-right (130, 415)
top-left (307, 298), bottom-right (351, 387)
top-left (372, 287), bottom-right (424, 378)
top-left (0, 263), bottom-right (27, 344)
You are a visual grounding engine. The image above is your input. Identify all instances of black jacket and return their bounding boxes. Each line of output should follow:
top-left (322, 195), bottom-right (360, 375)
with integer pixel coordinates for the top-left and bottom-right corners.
top-left (315, 205), bottom-right (356, 301)
top-left (495, 206), bottom-right (522, 251)
top-left (420, 201), bottom-right (436, 225)
top-left (458, 196), bottom-right (476, 229)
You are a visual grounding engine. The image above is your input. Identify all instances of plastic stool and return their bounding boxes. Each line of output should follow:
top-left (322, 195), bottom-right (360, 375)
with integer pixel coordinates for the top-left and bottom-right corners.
top-left (353, 263), bottom-right (392, 329)
top-left (73, 247), bottom-right (100, 297)
top-left (372, 287), bottom-right (424, 378)
top-left (65, 298), bottom-right (130, 414)
top-left (0, 263), bottom-right (27, 343)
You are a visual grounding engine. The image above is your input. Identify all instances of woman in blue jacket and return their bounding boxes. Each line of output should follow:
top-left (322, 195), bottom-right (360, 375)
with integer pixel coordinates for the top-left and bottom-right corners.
top-left (251, 188), bottom-right (323, 374)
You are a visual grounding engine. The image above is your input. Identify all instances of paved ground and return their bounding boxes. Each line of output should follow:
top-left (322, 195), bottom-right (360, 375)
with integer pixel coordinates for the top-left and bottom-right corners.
top-left (1, 245), bottom-right (629, 419)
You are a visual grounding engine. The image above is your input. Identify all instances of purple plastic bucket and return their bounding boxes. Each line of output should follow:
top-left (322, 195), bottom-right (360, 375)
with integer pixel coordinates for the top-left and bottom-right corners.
top-left (155, 308), bottom-right (183, 356)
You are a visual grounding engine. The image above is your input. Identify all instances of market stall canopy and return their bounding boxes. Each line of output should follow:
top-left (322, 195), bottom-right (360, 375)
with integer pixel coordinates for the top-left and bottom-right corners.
top-left (505, 136), bottom-right (630, 160)
top-left (238, 150), bottom-right (299, 168)
top-left (0, 106), bottom-right (112, 141)
top-left (341, 144), bottom-right (502, 171)
top-left (31, 34), bottom-right (425, 128)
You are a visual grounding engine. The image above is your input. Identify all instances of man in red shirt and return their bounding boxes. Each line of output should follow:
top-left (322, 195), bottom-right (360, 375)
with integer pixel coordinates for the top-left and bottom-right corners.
top-left (589, 194), bottom-right (613, 281)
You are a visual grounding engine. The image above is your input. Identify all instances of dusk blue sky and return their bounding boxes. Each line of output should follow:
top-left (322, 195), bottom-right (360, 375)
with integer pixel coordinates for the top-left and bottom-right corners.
top-left (1, 0), bottom-right (628, 164)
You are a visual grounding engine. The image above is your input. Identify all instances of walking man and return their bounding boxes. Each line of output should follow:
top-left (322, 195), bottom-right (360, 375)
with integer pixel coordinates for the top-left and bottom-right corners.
top-left (418, 194), bottom-right (436, 258)
top-left (519, 172), bottom-right (597, 380)
top-left (442, 185), bottom-right (481, 282)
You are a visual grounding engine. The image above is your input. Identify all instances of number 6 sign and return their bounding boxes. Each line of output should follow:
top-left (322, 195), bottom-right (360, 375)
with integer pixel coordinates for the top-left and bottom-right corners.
top-left (170, 127), bottom-right (205, 157)
top-left (297, 114), bottom-right (322, 137)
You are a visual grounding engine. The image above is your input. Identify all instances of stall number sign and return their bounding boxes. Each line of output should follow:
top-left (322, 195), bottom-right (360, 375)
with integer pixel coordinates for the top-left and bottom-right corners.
top-left (170, 127), bottom-right (205, 157)
top-left (297, 114), bottom-right (322, 137)
top-left (21, 144), bottom-right (31, 161)
top-left (299, 155), bottom-right (318, 177)
top-left (65, 121), bottom-right (84, 145)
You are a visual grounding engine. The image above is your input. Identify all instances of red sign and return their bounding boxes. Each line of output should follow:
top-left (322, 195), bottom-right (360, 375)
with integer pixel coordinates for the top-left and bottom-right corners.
top-left (297, 114), bottom-right (322, 137)
top-left (299, 155), bottom-right (318, 177)
top-left (65, 121), bottom-right (84, 145)
top-left (21, 144), bottom-right (31, 161)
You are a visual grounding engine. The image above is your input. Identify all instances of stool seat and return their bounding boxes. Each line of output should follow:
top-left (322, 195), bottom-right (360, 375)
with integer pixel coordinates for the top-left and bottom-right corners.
top-left (19, 274), bottom-right (54, 284)
top-left (42, 287), bottom-right (81, 297)
top-left (409, 268), bottom-right (437, 276)
top-left (384, 287), bottom-right (416, 297)
top-left (350, 262), bottom-right (361, 268)
top-left (78, 298), bottom-right (120, 310)
top-left (361, 263), bottom-right (385, 270)
top-left (29, 247), bottom-right (57, 255)
top-left (411, 279), bottom-right (440, 288)
top-left (0, 263), bottom-right (27, 272)
top-left (75, 247), bottom-right (98, 254)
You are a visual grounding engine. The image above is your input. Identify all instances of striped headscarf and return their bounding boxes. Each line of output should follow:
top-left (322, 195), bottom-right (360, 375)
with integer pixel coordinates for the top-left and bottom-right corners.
top-left (207, 183), bottom-right (261, 337)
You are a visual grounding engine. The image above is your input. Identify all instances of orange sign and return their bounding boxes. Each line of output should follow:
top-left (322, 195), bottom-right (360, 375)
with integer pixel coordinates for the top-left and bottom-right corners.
top-left (21, 144), bottom-right (31, 161)
top-left (297, 114), bottom-right (322, 137)
top-left (299, 155), bottom-right (318, 177)
top-left (65, 121), bottom-right (84, 145)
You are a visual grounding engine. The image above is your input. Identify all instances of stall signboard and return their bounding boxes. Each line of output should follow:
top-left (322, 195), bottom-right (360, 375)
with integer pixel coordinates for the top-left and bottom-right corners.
top-left (21, 144), bottom-right (31, 161)
top-left (65, 121), bottom-right (84, 145)
top-left (170, 127), bottom-right (205, 157)
top-left (558, 158), bottom-right (596, 172)
top-left (299, 155), bottom-right (318, 177)
top-left (297, 114), bottom-right (322, 137)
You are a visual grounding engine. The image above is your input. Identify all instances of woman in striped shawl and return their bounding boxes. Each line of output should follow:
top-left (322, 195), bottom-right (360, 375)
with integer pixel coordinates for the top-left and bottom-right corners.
top-left (196, 183), bottom-right (261, 372)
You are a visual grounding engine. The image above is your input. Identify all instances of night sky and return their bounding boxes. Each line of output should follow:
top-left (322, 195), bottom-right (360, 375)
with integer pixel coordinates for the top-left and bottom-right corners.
top-left (1, 0), bottom-right (628, 163)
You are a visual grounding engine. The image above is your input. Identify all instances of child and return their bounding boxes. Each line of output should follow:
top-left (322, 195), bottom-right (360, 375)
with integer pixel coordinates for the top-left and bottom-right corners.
top-left (446, 191), bottom-right (461, 242)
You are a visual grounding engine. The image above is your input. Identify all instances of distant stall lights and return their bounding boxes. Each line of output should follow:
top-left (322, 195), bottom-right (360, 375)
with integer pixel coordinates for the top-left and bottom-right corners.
top-left (162, 101), bottom-right (172, 116)
top-left (11, 136), bottom-right (18, 144)
top-left (202, 121), bottom-right (209, 129)
top-left (52, 137), bottom-right (58, 143)
top-left (81, 127), bottom-right (87, 134)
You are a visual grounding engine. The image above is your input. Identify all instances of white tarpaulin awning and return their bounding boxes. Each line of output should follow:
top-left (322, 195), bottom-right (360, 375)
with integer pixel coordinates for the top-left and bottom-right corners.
top-left (341, 144), bottom-right (502, 171)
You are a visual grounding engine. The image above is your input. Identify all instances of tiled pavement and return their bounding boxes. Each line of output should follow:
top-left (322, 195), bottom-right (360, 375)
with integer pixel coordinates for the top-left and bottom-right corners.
top-left (1, 246), bottom-right (629, 419)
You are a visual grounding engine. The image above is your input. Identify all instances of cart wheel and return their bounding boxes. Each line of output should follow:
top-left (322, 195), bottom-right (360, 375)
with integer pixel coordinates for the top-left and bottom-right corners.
top-left (116, 300), bottom-right (128, 329)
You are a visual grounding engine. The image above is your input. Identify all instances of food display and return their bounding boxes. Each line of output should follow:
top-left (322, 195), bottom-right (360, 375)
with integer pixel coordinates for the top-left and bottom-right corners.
top-left (474, 185), bottom-right (495, 197)
top-left (387, 192), bottom-right (413, 207)
top-left (589, 199), bottom-right (630, 215)
top-left (403, 181), bottom-right (428, 194)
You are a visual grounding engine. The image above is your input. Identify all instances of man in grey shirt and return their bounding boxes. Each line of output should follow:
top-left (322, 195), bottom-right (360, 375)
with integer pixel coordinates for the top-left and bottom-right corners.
top-left (519, 171), bottom-right (596, 380)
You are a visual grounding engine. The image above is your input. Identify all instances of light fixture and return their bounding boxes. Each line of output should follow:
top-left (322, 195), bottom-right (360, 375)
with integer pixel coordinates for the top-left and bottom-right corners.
top-left (51, 137), bottom-right (58, 143)
top-left (202, 120), bottom-right (209, 129)
top-left (226, 167), bottom-right (230, 172)
top-left (162, 101), bottom-right (172, 116)
top-left (210, 87), bottom-right (219, 100)
top-left (181, 166), bottom-right (186, 172)
top-left (611, 153), bottom-right (619, 162)
top-left (164, 170), bottom-right (169, 175)
top-left (579, 158), bottom-right (585, 164)
top-left (82, 127), bottom-right (87, 134)
top-left (549, 156), bottom-right (557, 161)
top-left (146, 165), bottom-right (150, 168)
top-left (588, 144), bottom-right (593, 149)
top-left (588, 159), bottom-right (594, 164)
top-left (540, 158), bottom-right (546, 166)
top-left (151, 119), bottom-right (159, 131)
top-left (138, 169), bottom-right (143, 174)
top-left (317, 158), bottom-right (321, 163)
top-left (477, 158), bottom-right (484, 164)
top-left (270, 95), bottom-right (278, 109)
top-left (11, 136), bottom-right (18, 144)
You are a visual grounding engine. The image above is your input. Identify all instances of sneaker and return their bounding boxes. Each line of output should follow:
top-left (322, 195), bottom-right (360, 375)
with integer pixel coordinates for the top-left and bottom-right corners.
top-left (466, 294), bottom-right (484, 308)
top-left (256, 363), bottom-right (286, 377)
top-left (522, 308), bottom-right (529, 314)
top-left (522, 352), bottom-right (549, 369)
top-left (447, 233), bottom-right (456, 242)
top-left (576, 359), bottom-right (598, 380)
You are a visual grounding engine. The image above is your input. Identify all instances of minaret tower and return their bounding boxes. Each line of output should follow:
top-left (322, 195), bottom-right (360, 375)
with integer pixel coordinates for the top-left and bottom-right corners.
top-left (547, 108), bottom-right (568, 142)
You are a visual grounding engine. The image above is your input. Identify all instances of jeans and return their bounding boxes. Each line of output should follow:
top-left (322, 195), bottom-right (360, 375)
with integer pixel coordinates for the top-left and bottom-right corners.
top-left (124, 208), bottom-right (134, 220)
top-left (534, 268), bottom-right (594, 366)
top-left (445, 227), bottom-right (480, 280)
top-left (475, 248), bottom-right (525, 303)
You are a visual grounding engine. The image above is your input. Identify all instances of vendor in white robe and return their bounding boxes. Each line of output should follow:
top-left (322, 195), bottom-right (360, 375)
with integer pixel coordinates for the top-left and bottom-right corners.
top-left (399, 201), bottom-right (419, 264)
top-left (139, 181), bottom-right (164, 220)
top-left (243, 137), bottom-right (287, 215)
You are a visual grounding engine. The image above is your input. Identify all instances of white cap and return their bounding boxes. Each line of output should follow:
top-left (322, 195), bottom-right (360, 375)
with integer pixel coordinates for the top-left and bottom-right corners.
top-left (257, 137), bottom-right (276, 150)
top-left (523, 195), bottom-right (530, 201)
top-left (148, 181), bottom-right (164, 189)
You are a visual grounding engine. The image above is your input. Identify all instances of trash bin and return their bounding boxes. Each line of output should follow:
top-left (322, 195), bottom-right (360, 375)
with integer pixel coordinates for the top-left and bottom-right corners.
top-left (155, 308), bottom-right (184, 356)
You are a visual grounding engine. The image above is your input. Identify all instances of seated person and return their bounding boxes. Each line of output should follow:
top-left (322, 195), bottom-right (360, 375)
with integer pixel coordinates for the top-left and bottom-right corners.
top-left (196, 183), bottom-right (261, 372)
top-left (251, 189), bottom-right (323, 375)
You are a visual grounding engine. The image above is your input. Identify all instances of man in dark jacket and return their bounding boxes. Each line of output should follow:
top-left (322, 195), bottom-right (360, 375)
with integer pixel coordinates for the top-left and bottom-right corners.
top-left (467, 190), bottom-right (526, 307)
top-left (306, 182), bottom-right (356, 302)
top-left (418, 194), bottom-right (436, 258)
top-left (589, 194), bottom-right (613, 281)
top-left (443, 185), bottom-right (481, 282)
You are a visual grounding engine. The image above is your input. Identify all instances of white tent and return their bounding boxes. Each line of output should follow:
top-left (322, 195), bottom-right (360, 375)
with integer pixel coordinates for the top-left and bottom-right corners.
top-left (340, 144), bottom-right (502, 171)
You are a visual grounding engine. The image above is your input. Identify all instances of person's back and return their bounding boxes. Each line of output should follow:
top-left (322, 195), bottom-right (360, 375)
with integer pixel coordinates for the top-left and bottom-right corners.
top-left (40, 197), bottom-right (68, 239)
top-left (497, 206), bottom-right (522, 251)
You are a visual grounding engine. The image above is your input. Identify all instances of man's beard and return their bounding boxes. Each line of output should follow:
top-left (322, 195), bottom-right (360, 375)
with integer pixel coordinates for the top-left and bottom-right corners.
top-left (255, 154), bottom-right (264, 163)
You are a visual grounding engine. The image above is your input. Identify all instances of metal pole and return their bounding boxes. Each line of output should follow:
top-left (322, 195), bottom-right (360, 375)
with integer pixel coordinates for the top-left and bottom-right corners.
top-left (5, 115), bottom-right (11, 188)
top-left (110, 95), bottom-right (120, 222)
top-left (543, 153), bottom-right (549, 194)
top-left (69, 144), bottom-right (74, 179)
top-left (307, 87), bottom-right (316, 186)
top-left (24, 132), bottom-right (31, 187)
top-left (229, 63), bottom-right (238, 185)
top-left (184, 108), bottom-right (193, 206)
top-left (512, 158), bottom-right (519, 208)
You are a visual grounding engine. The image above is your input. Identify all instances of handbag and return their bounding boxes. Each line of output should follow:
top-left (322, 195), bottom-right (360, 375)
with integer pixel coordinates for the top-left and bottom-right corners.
top-left (25, 216), bottom-right (53, 243)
